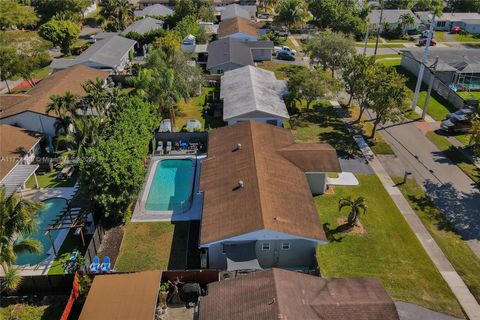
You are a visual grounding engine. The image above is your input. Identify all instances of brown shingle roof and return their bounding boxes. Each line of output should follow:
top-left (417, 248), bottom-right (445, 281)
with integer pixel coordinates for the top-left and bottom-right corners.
top-left (199, 268), bottom-right (400, 320)
top-left (0, 65), bottom-right (109, 119)
top-left (218, 17), bottom-right (259, 38)
top-left (199, 121), bottom-right (341, 245)
top-left (0, 125), bottom-right (42, 180)
top-left (79, 271), bottom-right (162, 320)
top-left (278, 143), bottom-right (342, 172)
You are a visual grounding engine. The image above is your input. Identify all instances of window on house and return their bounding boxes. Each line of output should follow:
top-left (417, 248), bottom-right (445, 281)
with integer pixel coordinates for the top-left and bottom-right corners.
top-left (281, 242), bottom-right (290, 250)
top-left (437, 21), bottom-right (446, 27)
top-left (266, 120), bottom-right (278, 126)
top-left (262, 242), bottom-right (271, 250)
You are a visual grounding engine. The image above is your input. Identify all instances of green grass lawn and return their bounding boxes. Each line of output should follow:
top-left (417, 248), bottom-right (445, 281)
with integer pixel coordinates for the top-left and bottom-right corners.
top-left (375, 53), bottom-right (402, 59)
top-left (48, 230), bottom-right (91, 275)
top-left (426, 131), bottom-right (480, 184)
top-left (315, 174), bottom-right (464, 317)
top-left (396, 66), bottom-right (456, 120)
top-left (392, 177), bottom-right (480, 303)
top-left (115, 222), bottom-right (189, 271)
top-left (435, 31), bottom-right (447, 42)
top-left (31, 66), bottom-right (52, 79)
top-left (257, 61), bottom-right (305, 80)
top-left (356, 43), bottom-right (405, 48)
top-left (26, 168), bottom-right (77, 189)
top-left (0, 296), bottom-right (67, 320)
top-left (289, 102), bottom-right (361, 157)
top-left (377, 58), bottom-right (401, 67)
top-left (176, 87), bottom-right (225, 130)
top-left (455, 33), bottom-right (480, 42)
top-left (457, 91), bottom-right (480, 100)
top-left (455, 134), bottom-right (472, 146)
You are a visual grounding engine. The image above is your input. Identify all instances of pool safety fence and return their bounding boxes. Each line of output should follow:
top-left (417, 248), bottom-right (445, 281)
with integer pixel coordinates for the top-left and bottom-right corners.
top-left (83, 220), bottom-right (106, 265)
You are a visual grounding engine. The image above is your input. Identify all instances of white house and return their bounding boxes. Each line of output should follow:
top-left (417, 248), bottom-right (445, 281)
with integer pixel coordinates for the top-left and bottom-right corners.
top-left (417, 11), bottom-right (480, 33)
top-left (368, 9), bottom-right (420, 32)
top-left (220, 66), bottom-right (289, 126)
top-left (0, 65), bottom-right (109, 137)
top-left (199, 121), bottom-right (341, 271)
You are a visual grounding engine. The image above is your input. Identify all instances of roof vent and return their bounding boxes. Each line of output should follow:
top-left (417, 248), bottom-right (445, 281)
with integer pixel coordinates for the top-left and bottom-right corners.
top-left (234, 143), bottom-right (242, 151)
top-left (267, 298), bottom-right (276, 305)
top-left (238, 180), bottom-right (244, 188)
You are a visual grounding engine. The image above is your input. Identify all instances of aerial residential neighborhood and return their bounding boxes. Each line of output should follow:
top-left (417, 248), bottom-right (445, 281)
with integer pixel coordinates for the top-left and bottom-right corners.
top-left (1, 0), bottom-right (480, 319)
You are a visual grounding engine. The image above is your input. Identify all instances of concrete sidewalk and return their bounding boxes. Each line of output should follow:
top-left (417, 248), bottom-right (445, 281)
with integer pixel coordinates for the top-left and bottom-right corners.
top-left (331, 100), bottom-right (480, 320)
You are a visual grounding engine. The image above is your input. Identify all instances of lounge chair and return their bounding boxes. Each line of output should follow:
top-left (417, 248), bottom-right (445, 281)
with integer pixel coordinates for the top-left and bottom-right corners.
top-left (100, 256), bottom-right (111, 273)
top-left (166, 141), bottom-right (172, 153)
top-left (157, 141), bottom-right (164, 154)
top-left (89, 256), bottom-right (100, 273)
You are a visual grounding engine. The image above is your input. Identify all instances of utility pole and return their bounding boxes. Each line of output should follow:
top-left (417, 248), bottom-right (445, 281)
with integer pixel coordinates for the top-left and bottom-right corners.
top-left (412, 14), bottom-right (436, 111)
top-left (363, 26), bottom-right (370, 56)
top-left (422, 56), bottom-right (439, 120)
top-left (374, 0), bottom-right (384, 56)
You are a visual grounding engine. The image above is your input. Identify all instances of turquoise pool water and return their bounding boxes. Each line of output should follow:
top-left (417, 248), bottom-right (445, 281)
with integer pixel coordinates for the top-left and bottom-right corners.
top-left (145, 159), bottom-right (195, 211)
top-left (15, 198), bottom-right (67, 266)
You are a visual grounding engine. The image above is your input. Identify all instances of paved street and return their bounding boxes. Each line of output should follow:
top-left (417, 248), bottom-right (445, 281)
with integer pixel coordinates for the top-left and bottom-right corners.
top-left (375, 118), bottom-right (480, 255)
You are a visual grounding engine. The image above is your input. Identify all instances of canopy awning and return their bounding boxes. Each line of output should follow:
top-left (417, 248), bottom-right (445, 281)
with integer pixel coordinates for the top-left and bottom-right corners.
top-left (224, 242), bottom-right (263, 272)
top-left (0, 164), bottom-right (38, 196)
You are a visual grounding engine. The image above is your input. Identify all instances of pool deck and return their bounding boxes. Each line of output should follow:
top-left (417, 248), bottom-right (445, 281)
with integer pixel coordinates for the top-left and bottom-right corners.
top-left (13, 184), bottom-right (79, 276)
top-left (131, 155), bottom-right (205, 222)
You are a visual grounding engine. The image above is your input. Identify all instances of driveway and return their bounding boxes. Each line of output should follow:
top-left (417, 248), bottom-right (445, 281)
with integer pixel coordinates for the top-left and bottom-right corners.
top-left (374, 118), bottom-right (480, 255)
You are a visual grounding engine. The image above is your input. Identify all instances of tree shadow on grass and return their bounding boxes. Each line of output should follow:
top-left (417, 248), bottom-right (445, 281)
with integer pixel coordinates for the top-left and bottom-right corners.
top-left (323, 222), bottom-right (350, 243)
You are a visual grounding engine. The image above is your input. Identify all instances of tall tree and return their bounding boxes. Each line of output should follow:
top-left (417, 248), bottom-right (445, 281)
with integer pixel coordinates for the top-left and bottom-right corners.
top-left (469, 114), bottom-right (480, 157)
top-left (342, 54), bottom-right (376, 112)
top-left (32, 0), bottom-right (90, 22)
top-left (0, 1), bottom-right (38, 29)
top-left (384, 0), bottom-right (414, 9)
top-left (306, 31), bottom-right (355, 77)
top-left (0, 188), bottom-right (43, 293)
top-left (100, 0), bottom-right (135, 31)
top-left (399, 13), bottom-right (415, 35)
top-left (46, 92), bottom-right (79, 134)
top-left (38, 19), bottom-right (80, 54)
top-left (368, 65), bottom-right (409, 139)
top-left (274, 0), bottom-right (308, 38)
top-left (0, 47), bottom-right (20, 93)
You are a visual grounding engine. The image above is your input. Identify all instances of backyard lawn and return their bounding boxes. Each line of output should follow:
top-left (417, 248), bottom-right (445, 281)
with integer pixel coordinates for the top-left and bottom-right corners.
top-left (426, 131), bottom-right (480, 184)
top-left (289, 102), bottom-right (361, 157)
top-left (396, 66), bottom-right (456, 120)
top-left (392, 177), bottom-right (480, 303)
top-left (315, 174), bottom-right (464, 317)
top-left (176, 87), bottom-right (225, 130)
top-left (48, 230), bottom-right (91, 275)
top-left (115, 222), bottom-right (189, 271)
top-left (26, 168), bottom-right (77, 189)
top-left (457, 91), bottom-right (480, 100)
top-left (257, 61), bottom-right (304, 80)
top-left (0, 296), bottom-right (67, 320)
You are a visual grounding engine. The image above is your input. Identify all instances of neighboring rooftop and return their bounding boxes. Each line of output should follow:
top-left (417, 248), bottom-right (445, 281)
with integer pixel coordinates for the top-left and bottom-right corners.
top-left (368, 9), bottom-right (420, 24)
top-left (218, 17), bottom-right (259, 38)
top-left (199, 121), bottom-right (341, 245)
top-left (417, 11), bottom-right (480, 22)
top-left (123, 17), bottom-right (164, 35)
top-left (79, 271), bottom-right (162, 320)
top-left (220, 3), bottom-right (251, 21)
top-left (0, 124), bottom-right (42, 181)
top-left (401, 47), bottom-right (480, 72)
top-left (221, 66), bottom-right (288, 121)
top-left (199, 268), bottom-right (400, 320)
top-left (50, 33), bottom-right (137, 70)
top-left (134, 3), bottom-right (173, 17)
top-left (207, 38), bottom-right (273, 70)
top-left (0, 65), bottom-right (109, 119)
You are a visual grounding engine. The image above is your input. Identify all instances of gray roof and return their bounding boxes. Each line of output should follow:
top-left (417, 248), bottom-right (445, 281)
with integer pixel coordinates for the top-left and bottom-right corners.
top-left (221, 65), bottom-right (289, 120)
top-left (368, 9), bottom-right (420, 25)
top-left (134, 4), bottom-right (173, 17)
top-left (243, 40), bottom-right (274, 49)
top-left (401, 48), bottom-right (480, 73)
top-left (123, 17), bottom-right (164, 35)
top-left (207, 37), bottom-right (254, 70)
top-left (50, 33), bottom-right (137, 70)
top-left (221, 4), bottom-right (251, 21)
top-left (437, 12), bottom-right (480, 22)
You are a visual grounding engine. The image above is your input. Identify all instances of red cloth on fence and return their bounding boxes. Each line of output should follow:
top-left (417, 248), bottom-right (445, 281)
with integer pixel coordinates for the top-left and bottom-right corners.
top-left (60, 273), bottom-right (80, 320)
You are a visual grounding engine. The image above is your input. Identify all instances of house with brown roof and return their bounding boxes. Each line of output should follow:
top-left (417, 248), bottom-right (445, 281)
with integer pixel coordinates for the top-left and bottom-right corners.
top-left (0, 124), bottom-right (42, 196)
top-left (218, 17), bottom-right (259, 41)
top-left (198, 268), bottom-right (400, 320)
top-left (199, 121), bottom-right (341, 271)
top-left (0, 65), bottom-right (109, 136)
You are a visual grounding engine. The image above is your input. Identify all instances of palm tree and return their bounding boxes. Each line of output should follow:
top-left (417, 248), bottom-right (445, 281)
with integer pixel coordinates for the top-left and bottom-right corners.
top-left (100, 0), bottom-right (135, 31)
top-left (46, 92), bottom-right (79, 135)
top-left (338, 196), bottom-right (367, 227)
top-left (81, 78), bottom-right (113, 117)
top-left (399, 13), bottom-right (415, 35)
top-left (0, 187), bottom-right (43, 293)
top-left (274, 0), bottom-right (308, 39)
top-left (56, 117), bottom-right (102, 160)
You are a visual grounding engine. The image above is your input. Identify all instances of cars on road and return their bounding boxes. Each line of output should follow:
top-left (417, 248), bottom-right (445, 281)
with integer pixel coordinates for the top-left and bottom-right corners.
top-left (451, 26), bottom-right (462, 33)
top-left (446, 107), bottom-right (475, 119)
top-left (276, 51), bottom-right (296, 61)
top-left (440, 114), bottom-right (473, 133)
top-left (417, 38), bottom-right (437, 46)
top-left (274, 46), bottom-right (296, 57)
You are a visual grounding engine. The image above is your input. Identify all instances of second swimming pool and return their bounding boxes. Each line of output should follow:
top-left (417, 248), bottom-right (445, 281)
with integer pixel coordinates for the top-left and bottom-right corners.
top-left (145, 159), bottom-right (195, 212)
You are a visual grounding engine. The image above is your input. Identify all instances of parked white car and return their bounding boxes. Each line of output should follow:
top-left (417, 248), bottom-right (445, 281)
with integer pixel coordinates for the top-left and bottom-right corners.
top-left (274, 46), bottom-right (297, 56)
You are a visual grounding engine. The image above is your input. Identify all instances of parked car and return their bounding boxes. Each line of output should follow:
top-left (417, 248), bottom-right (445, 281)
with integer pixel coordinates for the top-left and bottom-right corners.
top-left (440, 114), bottom-right (472, 133)
top-left (451, 26), bottom-right (462, 33)
top-left (159, 119), bottom-right (172, 132)
top-left (258, 12), bottom-right (270, 19)
top-left (417, 38), bottom-right (437, 46)
top-left (446, 106), bottom-right (475, 119)
top-left (276, 51), bottom-right (296, 61)
top-left (274, 46), bottom-right (296, 56)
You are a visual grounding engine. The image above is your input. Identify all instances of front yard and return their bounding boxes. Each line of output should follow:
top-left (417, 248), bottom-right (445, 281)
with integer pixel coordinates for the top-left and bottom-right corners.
top-left (315, 174), bottom-right (464, 317)
top-left (115, 222), bottom-right (190, 271)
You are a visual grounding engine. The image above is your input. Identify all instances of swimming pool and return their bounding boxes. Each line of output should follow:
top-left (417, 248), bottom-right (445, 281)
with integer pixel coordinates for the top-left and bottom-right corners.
top-left (15, 198), bottom-right (68, 266)
top-left (145, 159), bottom-right (195, 211)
